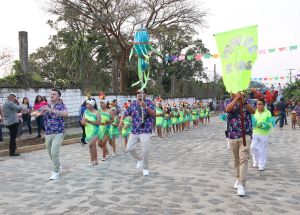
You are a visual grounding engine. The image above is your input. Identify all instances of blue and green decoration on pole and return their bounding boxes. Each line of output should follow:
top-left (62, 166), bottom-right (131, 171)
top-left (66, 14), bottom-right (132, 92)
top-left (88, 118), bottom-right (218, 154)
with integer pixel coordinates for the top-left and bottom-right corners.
top-left (130, 26), bottom-right (161, 90)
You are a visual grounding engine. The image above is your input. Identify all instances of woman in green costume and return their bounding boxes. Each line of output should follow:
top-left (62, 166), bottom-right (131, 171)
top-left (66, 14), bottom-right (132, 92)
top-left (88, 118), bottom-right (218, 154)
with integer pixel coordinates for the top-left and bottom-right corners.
top-left (121, 102), bottom-right (132, 152)
top-left (97, 93), bottom-right (114, 161)
top-left (163, 104), bottom-right (170, 136)
top-left (171, 103), bottom-right (179, 134)
top-left (191, 103), bottom-right (198, 128)
top-left (81, 97), bottom-right (101, 166)
top-left (156, 98), bottom-right (164, 140)
top-left (199, 103), bottom-right (205, 125)
top-left (108, 104), bottom-right (119, 157)
top-left (205, 103), bottom-right (211, 124)
top-left (178, 103), bottom-right (185, 132)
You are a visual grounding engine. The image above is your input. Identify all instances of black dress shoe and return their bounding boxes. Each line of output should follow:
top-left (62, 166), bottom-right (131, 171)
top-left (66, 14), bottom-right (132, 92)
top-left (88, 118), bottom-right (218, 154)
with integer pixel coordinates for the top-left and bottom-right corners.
top-left (36, 135), bottom-right (41, 138)
top-left (10, 153), bottom-right (20, 156)
top-left (0, 138), bottom-right (3, 142)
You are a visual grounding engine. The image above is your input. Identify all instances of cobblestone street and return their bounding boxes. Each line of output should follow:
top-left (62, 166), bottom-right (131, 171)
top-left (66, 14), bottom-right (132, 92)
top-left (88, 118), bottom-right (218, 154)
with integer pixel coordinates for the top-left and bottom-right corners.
top-left (1, 116), bottom-right (300, 214)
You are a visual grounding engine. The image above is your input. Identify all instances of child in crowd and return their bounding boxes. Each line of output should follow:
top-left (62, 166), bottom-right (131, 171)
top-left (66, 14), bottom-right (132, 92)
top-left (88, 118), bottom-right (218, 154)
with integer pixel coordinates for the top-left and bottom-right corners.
top-left (291, 110), bottom-right (297, 129)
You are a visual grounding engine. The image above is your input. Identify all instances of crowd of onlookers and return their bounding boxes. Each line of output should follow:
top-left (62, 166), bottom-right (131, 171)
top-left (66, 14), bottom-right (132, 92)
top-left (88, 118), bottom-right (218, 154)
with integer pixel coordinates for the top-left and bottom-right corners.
top-left (0, 95), bottom-right (66, 142)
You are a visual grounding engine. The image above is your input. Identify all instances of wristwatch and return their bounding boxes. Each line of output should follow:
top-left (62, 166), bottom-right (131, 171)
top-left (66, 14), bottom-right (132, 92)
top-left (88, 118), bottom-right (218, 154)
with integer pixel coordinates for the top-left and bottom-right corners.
top-left (145, 106), bottom-right (149, 109)
top-left (88, 120), bottom-right (91, 123)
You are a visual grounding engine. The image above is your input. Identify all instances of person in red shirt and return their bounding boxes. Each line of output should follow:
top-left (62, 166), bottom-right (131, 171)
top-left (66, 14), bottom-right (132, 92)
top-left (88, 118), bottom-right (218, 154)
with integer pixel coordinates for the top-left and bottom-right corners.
top-left (34, 95), bottom-right (49, 138)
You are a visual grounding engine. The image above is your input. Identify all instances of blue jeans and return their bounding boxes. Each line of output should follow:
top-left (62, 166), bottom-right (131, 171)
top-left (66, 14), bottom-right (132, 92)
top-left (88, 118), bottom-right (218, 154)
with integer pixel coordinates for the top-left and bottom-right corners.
top-left (277, 111), bottom-right (286, 128)
top-left (22, 114), bottom-right (32, 135)
top-left (35, 116), bottom-right (45, 136)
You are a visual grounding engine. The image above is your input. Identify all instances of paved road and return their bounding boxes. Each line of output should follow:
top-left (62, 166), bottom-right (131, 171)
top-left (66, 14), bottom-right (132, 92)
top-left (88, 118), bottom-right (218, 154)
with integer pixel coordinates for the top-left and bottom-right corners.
top-left (1, 116), bottom-right (300, 214)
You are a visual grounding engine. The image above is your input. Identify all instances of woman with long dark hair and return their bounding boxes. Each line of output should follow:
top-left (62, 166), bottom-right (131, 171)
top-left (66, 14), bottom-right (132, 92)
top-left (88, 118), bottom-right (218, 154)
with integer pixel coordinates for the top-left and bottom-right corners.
top-left (34, 95), bottom-right (48, 138)
top-left (22, 97), bottom-right (33, 136)
top-left (42, 96), bottom-right (47, 102)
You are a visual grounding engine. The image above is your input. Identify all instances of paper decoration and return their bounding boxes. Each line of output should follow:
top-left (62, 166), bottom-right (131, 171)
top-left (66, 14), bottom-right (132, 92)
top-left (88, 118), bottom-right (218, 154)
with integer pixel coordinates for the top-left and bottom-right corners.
top-left (280, 76), bottom-right (284, 79)
top-left (282, 83), bottom-right (285, 85)
top-left (259, 50), bottom-right (266, 55)
top-left (297, 74), bottom-right (300, 77)
top-left (187, 55), bottom-right (193, 60)
top-left (262, 83), bottom-right (265, 85)
top-left (204, 55), bottom-right (211, 59)
top-left (275, 77), bottom-right (279, 80)
top-left (268, 49), bottom-right (275, 53)
top-left (259, 78), bottom-right (263, 81)
top-left (254, 83), bottom-right (258, 85)
top-left (213, 54), bottom-right (219, 58)
top-left (274, 83), bottom-right (277, 85)
top-left (290, 46), bottom-right (297, 51)
top-left (264, 78), bottom-right (268, 80)
top-left (275, 87), bottom-right (278, 89)
top-left (279, 47), bottom-right (287, 52)
top-left (292, 75), bottom-right (296, 78)
top-left (254, 78), bottom-right (258, 81)
top-left (220, 76), bottom-right (222, 78)
top-left (266, 83), bottom-right (269, 85)
top-left (286, 76), bottom-right (290, 79)
top-left (195, 55), bottom-right (202, 60)
top-left (171, 56), bottom-right (177, 60)
top-left (179, 55), bottom-right (185, 60)
top-left (269, 77), bottom-right (273, 80)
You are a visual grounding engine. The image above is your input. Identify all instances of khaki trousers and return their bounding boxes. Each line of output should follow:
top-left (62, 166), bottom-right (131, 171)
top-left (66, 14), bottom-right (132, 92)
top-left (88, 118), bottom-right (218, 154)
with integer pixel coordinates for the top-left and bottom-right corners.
top-left (45, 133), bottom-right (64, 172)
top-left (127, 133), bottom-right (151, 169)
top-left (228, 135), bottom-right (251, 186)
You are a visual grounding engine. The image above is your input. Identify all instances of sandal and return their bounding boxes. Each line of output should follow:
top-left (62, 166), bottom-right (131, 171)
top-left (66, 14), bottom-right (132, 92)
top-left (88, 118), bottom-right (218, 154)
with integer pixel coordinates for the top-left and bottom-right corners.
top-left (102, 157), bottom-right (106, 161)
top-left (87, 161), bottom-right (94, 166)
top-left (94, 161), bottom-right (98, 165)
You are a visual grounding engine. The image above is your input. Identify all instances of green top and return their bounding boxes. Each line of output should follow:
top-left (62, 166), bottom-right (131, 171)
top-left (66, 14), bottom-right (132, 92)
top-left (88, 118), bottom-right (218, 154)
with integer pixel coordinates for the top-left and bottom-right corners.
top-left (98, 109), bottom-right (111, 123)
top-left (253, 108), bottom-right (273, 135)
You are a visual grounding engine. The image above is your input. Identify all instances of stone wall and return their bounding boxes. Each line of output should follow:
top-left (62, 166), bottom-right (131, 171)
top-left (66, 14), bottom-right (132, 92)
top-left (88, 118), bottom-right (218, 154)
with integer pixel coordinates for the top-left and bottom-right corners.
top-left (0, 87), bottom-right (214, 135)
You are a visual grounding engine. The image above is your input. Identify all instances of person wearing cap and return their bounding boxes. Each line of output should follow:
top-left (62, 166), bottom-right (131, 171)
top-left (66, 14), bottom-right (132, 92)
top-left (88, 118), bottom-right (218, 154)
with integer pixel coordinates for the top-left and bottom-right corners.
top-left (156, 98), bottom-right (164, 140)
top-left (32, 89), bottom-right (68, 180)
top-left (119, 89), bottom-right (155, 176)
top-left (80, 96), bottom-right (101, 166)
top-left (251, 98), bottom-right (275, 171)
top-left (225, 91), bottom-right (255, 196)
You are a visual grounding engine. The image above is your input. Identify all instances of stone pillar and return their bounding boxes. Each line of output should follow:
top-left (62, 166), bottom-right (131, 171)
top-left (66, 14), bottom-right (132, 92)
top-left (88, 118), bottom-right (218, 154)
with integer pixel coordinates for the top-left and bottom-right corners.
top-left (19, 31), bottom-right (28, 74)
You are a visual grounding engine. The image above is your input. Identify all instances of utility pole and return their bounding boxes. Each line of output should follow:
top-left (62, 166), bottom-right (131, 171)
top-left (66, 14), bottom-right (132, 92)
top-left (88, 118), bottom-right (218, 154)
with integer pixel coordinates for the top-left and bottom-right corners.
top-left (19, 31), bottom-right (28, 75)
top-left (286, 68), bottom-right (295, 83)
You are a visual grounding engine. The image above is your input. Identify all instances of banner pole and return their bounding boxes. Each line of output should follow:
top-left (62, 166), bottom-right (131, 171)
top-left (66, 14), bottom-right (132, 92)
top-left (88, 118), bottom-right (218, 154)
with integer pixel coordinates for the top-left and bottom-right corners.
top-left (239, 98), bottom-right (246, 146)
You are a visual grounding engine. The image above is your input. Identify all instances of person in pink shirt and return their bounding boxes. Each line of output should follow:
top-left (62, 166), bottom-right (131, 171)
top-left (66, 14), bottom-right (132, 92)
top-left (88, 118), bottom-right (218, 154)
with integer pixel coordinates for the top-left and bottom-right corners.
top-left (34, 95), bottom-right (49, 138)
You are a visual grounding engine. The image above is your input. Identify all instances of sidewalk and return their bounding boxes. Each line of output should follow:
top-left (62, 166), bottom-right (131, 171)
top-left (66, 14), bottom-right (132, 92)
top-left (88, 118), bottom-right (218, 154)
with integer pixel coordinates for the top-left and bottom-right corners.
top-left (2, 126), bottom-right (83, 141)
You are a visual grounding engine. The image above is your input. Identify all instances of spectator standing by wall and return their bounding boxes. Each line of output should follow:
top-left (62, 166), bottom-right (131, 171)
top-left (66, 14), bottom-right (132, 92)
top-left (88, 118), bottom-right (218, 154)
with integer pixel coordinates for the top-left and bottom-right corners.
top-left (275, 98), bottom-right (289, 129)
top-left (21, 97), bottom-right (33, 137)
top-left (34, 95), bottom-right (49, 138)
top-left (112, 99), bottom-right (121, 118)
top-left (13, 99), bottom-right (23, 141)
top-left (1, 94), bottom-right (27, 156)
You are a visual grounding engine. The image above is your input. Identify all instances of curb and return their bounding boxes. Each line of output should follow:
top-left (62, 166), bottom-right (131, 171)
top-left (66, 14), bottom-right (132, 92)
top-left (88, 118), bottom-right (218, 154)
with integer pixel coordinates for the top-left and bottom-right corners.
top-left (0, 137), bottom-right (81, 156)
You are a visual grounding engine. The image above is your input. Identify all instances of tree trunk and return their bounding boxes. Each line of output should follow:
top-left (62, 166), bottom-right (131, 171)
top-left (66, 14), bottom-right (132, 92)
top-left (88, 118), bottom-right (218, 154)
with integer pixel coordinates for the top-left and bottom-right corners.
top-left (119, 51), bottom-right (127, 93)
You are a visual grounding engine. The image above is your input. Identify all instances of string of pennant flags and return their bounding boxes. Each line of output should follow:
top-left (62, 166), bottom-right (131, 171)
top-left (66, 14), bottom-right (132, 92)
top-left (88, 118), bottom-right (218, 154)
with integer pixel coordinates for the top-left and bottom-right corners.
top-left (165, 45), bottom-right (300, 62)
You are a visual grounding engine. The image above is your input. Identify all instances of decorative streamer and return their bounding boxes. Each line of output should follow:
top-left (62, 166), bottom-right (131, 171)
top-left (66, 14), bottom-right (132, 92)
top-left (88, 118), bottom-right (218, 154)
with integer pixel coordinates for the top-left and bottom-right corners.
top-left (171, 56), bottom-right (177, 60)
top-left (187, 55), bottom-right (193, 60)
top-left (264, 78), bottom-right (268, 80)
top-left (259, 50), bottom-right (266, 55)
top-left (259, 78), bottom-right (263, 81)
top-left (290, 45), bottom-right (297, 51)
top-left (179, 55), bottom-right (185, 60)
top-left (268, 49), bottom-right (275, 53)
top-left (269, 77), bottom-right (273, 80)
top-left (275, 77), bottom-right (279, 80)
top-left (213, 54), bottom-right (219, 58)
top-left (279, 47), bottom-right (287, 52)
top-left (195, 55), bottom-right (202, 60)
top-left (204, 54), bottom-right (211, 59)
top-left (280, 76), bottom-right (284, 79)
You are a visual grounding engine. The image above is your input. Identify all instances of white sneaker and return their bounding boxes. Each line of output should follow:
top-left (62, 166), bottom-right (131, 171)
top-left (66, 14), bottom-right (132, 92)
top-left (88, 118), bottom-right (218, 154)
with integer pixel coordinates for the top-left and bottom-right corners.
top-left (253, 163), bottom-right (258, 168)
top-left (237, 185), bottom-right (245, 196)
top-left (143, 169), bottom-right (149, 176)
top-left (112, 153), bottom-right (116, 157)
top-left (234, 179), bottom-right (239, 189)
top-left (259, 167), bottom-right (265, 171)
top-left (152, 133), bottom-right (155, 136)
top-left (102, 157), bottom-right (106, 161)
top-left (59, 166), bottom-right (62, 172)
top-left (137, 160), bottom-right (143, 169)
top-left (49, 172), bottom-right (59, 180)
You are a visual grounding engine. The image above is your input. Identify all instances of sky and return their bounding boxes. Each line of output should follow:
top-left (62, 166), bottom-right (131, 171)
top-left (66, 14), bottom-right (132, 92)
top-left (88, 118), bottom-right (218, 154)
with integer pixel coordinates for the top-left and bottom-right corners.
top-left (1, 0), bottom-right (300, 84)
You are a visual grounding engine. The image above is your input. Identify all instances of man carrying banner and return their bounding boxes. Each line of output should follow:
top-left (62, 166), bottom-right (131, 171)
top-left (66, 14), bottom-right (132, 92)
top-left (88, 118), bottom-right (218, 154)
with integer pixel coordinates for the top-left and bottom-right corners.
top-left (214, 25), bottom-right (258, 196)
top-left (225, 92), bottom-right (255, 196)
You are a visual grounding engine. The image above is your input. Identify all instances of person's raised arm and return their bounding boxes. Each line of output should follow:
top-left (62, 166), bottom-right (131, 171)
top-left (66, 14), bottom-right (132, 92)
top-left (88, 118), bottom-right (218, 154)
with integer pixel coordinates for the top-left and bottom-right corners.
top-left (41, 105), bottom-right (68, 118)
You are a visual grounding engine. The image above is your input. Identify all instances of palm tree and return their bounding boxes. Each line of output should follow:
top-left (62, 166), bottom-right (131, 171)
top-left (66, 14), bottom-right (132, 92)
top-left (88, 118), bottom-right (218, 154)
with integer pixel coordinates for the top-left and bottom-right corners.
top-left (283, 78), bottom-right (300, 101)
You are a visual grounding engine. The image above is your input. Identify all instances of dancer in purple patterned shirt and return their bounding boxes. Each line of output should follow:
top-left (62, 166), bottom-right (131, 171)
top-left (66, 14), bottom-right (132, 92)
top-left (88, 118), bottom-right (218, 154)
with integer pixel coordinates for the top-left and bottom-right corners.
top-left (32, 89), bottom-right (68, 180)
top-left (119, 89), bottom-right (156, 176)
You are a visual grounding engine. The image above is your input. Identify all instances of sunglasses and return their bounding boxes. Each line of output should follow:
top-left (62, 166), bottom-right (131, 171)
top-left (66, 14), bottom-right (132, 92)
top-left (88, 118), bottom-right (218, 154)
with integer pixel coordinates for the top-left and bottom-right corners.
top-left (137, 92), bottom-right (142, 94)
